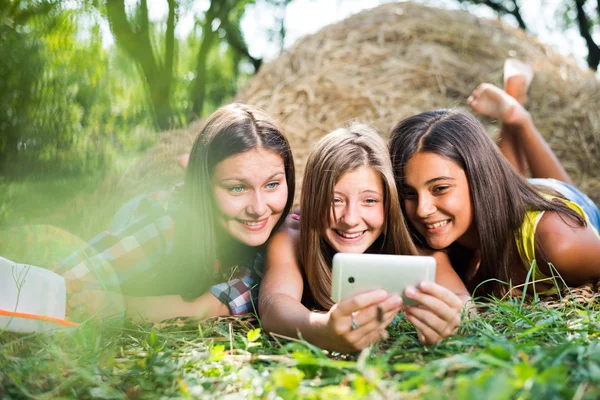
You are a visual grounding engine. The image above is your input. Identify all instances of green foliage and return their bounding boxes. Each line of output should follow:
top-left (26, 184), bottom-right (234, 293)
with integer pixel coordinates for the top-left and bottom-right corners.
top-left (0, 0), bottom-right (292, 181)
top-left (3, 299), bottom-right (600, 398)
top-left (0, 1), bottom-right (155, 179)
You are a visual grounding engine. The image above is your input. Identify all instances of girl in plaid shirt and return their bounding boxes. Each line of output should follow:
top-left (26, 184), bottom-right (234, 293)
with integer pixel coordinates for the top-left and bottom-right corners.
top-left (63, 103), bottom-right (295, 323)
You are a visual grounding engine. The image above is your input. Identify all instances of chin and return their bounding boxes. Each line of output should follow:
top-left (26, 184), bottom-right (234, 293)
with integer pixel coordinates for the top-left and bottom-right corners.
top-left (239, 234), bottom-right (270, 247)
top-left (339, 246), bottom-right (368, 254)
top-left (426, 239), bottom-right (449, 250)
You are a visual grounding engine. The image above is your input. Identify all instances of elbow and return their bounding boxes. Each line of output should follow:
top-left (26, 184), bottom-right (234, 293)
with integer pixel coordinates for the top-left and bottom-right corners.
top-left (257, 294), bottom-right (278, 334)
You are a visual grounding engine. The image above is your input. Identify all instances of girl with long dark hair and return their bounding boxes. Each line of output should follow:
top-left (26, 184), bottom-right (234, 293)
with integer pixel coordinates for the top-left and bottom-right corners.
top-left (389, 66), bottom-right (600, 297)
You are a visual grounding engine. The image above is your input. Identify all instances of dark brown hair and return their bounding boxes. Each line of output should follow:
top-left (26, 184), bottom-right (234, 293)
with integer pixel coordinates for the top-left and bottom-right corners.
top-left (174, 103), bottom-right (295, 299)
top-left (389, 109), bottom-right (584, 296)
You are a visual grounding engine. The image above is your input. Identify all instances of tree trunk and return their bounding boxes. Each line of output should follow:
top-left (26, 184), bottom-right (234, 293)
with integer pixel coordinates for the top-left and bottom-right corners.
top-left (104, 0), bottom-right (175, 130)
top-left (575, 0), bottom-right (600, 71)
top-left (189, 0), bottom-right (235, 120)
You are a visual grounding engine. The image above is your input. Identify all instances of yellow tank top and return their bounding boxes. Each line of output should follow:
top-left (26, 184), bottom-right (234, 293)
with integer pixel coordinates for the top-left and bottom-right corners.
top-left (515, 196), bottom-right (600, 285)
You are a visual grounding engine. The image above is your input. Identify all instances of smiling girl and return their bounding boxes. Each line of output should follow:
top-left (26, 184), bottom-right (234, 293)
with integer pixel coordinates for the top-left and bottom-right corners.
top-left (259, 124), bottom-right (468, 353)
top-left (389, 97), bottom-right (600, 296)
top-left (61, 103), bottom-right (295, 322)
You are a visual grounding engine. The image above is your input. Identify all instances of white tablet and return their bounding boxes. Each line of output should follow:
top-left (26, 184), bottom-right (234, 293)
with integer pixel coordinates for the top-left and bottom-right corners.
top-left (331, 253), bottom-right (436, 306)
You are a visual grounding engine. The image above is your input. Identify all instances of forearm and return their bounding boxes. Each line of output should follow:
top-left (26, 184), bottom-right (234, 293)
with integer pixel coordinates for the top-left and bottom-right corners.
top-left (125, 292), bottom-right (230, 323)
top-left (260, 293), bottom-right (329, 347)
top-left (507, 112), bottom-right (572, 184)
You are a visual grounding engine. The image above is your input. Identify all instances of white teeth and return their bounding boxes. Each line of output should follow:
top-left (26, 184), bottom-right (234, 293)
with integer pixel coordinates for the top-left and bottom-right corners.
top-left (337, 230), bottom-right (364, 239)
top-left (425, 220), bottom-right (449, 229)
top-left (240, 220), bottom-right (265, 226)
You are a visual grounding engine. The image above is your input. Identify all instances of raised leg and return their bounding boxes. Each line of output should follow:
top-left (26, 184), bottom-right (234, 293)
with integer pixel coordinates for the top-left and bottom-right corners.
top-left (468, 81), bottom-right (572, 184)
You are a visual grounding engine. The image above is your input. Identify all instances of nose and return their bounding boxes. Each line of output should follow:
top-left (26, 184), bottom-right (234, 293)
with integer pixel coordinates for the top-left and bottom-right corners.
top-left (247, 190), bottom-right (268, 217)
top-left (416, 193), bottom-right (436, 218)
top-left (339, 202), bottom-right (360, 227)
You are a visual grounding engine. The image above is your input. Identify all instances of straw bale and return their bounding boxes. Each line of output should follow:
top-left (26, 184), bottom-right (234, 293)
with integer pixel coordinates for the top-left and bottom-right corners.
top-left (234, 2), bottom-right (600, 205)
top-left (96, 2), bottom-right (600, 211)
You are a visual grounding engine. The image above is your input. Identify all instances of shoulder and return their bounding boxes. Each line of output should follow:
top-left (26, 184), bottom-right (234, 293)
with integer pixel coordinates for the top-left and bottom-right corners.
top-left (536, 210), bottom-right (591, 249)
top-left (276, 216), bottom-right (300, 242)
top-left (267, 220), bottom-right (300, 259)
top-left (262, 214), bottom-right (305, 293)
top-left (535, 210), bottom-right (600, 284)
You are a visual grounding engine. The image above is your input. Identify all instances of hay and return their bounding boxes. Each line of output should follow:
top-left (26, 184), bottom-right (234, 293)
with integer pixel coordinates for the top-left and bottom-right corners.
top-left (84, 1), bottom-right (600, 216)
top-left (234, 1), bottom-right (600, 205)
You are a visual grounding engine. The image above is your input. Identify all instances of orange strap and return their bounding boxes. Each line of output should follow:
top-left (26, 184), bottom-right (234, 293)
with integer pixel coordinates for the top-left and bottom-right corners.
top-left (0, 309), bottom-right (79, 327)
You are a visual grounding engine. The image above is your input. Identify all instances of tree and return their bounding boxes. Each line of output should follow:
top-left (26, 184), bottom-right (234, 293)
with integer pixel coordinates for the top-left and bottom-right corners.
top-left (0, 1), bottom-right (55, 170)
top-left (0, 1), bottom-right (154, 177)
top-left (99, 0), bottom-right (269, 130)
top-left (572, 0), bottom-right (600, 71)
top-left (455, 0), bottom-right (600, 71)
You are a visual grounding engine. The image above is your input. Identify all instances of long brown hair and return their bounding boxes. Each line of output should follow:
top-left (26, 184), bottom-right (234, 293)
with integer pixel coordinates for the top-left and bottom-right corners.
top-left (173, 103), bottom-right (295, 299)
top-left (389, 109), bottom-right (585, 296)
top-left (300, 123), bottom-right (417, 310)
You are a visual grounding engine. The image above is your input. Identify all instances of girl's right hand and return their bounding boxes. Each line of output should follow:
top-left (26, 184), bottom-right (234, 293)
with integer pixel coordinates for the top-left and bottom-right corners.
top-left (323, 289), bottom-right (403, 353)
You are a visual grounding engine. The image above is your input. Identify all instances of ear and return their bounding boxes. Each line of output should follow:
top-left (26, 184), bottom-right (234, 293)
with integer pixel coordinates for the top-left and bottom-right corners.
top-left (177, 154), bottom-right (190, 170)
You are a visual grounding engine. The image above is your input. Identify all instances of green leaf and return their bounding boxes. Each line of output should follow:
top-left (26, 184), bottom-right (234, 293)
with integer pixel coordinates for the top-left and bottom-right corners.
top-left (247, 328), bottom-right (261, 343)
top-left (148, 331), bottom-right (158, 348)
top-left (271, 367), bottom-right (304, 390)
top-left (209, 344), bottom-right (226, 362)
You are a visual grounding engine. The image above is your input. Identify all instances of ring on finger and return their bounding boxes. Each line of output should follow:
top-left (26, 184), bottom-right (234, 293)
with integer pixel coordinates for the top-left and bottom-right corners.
top-left (351, 313), bottom-right (359, 330)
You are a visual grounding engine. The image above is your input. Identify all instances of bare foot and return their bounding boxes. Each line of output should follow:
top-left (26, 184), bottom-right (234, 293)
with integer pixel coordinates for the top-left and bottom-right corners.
top-left (177, 154), bottom-right (190, 170)
top-left (467, 83), bottom-right (528, 125)
top-left (503, 58), bottom-right (534, 106)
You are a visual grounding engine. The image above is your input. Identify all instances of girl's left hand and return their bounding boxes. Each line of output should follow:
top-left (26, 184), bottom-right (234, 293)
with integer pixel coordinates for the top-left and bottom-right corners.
top-left (402, 281), bottom-right (466, 345)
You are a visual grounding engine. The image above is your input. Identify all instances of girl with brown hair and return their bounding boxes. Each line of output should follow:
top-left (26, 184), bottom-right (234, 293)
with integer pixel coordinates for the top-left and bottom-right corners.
top-left (388, 62), bottom-right (600, 297)
top-left (259, 123), bottom-right (468, 353)
top-left (62, 103), bottom-right (296, 322)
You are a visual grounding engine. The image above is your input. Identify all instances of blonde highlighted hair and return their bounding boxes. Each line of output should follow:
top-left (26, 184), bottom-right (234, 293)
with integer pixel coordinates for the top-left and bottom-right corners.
top-left (300, 123), bottom-right (417, 310)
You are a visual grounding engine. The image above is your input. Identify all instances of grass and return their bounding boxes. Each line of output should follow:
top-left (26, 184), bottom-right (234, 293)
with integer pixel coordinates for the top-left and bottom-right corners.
top-left (0, 148), bottom-right (150, 232)
top-left (1, 154), bottom-right (600, 399)
top-left (1, 297), bottom-right (600, 399)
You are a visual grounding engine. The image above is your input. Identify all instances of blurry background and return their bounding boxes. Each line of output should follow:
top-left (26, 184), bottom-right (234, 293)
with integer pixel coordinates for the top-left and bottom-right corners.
top-left (1, 0), bottom-right (599, 242)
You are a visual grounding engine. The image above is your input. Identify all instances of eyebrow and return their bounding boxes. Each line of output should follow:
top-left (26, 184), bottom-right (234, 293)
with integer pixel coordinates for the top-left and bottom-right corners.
top-left (219, 171), bottom-right (285, 184)
top-left (334, 190), bottom-right (383, 196)
top-left (424, 176), bottom-right (455, 185)
top-left (403, 176), bottom-right (455, 188)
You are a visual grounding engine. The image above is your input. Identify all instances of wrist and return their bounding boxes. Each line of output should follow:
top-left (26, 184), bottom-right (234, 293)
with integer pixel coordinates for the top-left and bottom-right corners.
top-left (192, 292), bottom-right (230, 319)
top-left (304, 311), bottom-right (330, 348)
top-left (503, 108), bottom-right (532, 128)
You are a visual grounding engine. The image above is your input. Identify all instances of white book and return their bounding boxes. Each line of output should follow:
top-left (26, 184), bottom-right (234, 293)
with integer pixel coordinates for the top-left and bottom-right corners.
top-left (0, 256), bottom-right (73, 332)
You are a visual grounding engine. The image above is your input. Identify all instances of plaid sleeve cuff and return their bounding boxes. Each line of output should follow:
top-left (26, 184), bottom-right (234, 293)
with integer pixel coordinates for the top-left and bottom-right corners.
top-left (209, 272), bottom-right (260, 315)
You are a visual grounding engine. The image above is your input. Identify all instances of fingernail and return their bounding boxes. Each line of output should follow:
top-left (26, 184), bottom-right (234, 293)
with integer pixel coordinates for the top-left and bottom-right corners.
top-left (419, 281), bottom-right (432, 290)
top-left (404, 286), bottom-right (417, 297)
top-left (391, 295), bottom-right (403, 307)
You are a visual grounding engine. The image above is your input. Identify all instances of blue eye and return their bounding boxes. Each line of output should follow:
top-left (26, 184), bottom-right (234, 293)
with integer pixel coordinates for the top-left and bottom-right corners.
top-left (266, 182), bottom-right (279, 190)
top-left (228, 186), bottom-right (244, 194)
top-left (365, 198), bottom-right (378, 204)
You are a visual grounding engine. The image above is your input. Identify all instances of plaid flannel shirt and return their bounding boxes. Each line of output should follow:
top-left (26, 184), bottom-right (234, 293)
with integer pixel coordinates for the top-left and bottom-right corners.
top-left (55, 187), bottom-right (263, 315)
